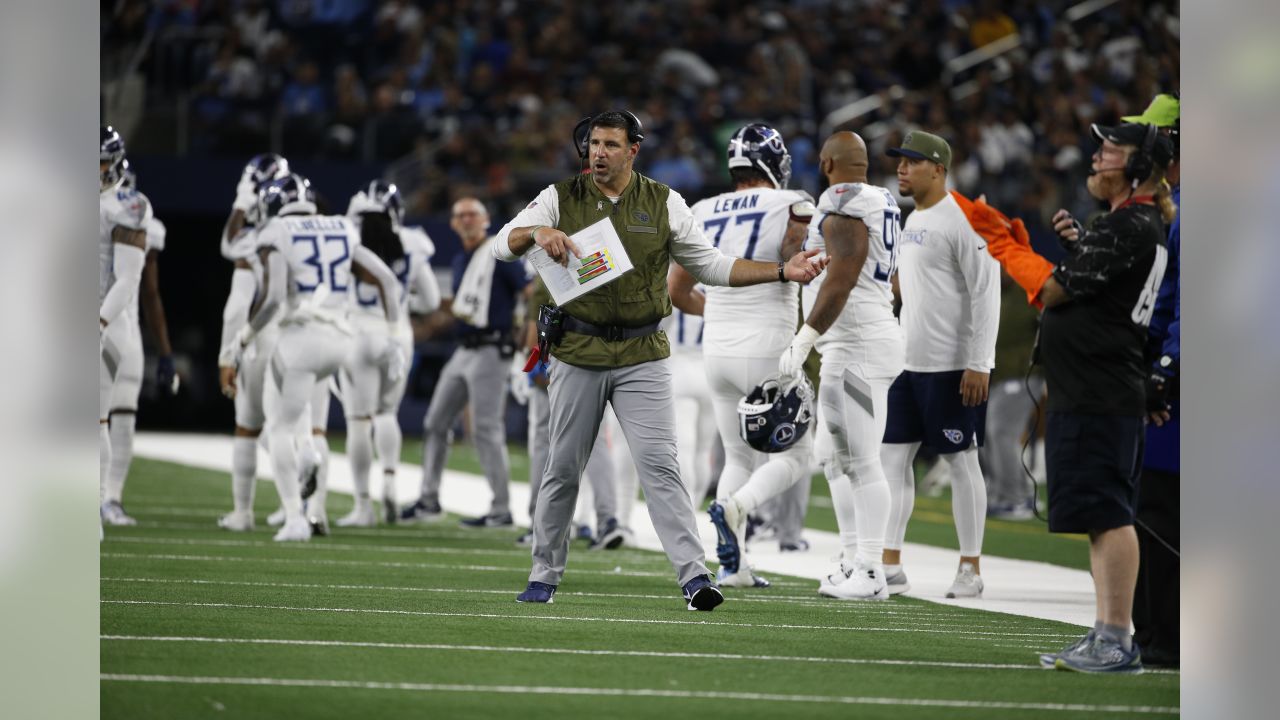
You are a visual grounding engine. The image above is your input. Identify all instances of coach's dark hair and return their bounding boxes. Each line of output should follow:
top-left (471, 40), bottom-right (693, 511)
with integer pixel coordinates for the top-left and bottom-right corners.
top-left (730, 166), bottom-right (772, 188)
top-left (360, 211), bottom-right (405, 268)
top-left (588, 111), bottom-right (645, 145)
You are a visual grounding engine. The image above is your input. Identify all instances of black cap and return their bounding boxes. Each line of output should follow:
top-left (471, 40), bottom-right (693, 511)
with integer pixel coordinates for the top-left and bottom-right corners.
top-left (1091, 122), bottom-right (1174, 169)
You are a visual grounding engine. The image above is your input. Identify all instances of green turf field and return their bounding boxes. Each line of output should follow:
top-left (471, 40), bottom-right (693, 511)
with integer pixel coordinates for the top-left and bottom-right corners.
top-left (101, 456), bottom-right (1177, 718)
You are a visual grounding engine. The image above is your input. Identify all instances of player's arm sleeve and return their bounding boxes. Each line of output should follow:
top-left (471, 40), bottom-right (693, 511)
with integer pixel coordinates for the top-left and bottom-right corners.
top-left (353, 245), bottom-right (402, 324)
top-left (493, 185), bottom-right (560, 261)
top-left (99, 235), bottom-right (147, 325)
top-left (219, 267), bottom-right (257, 360)
top-left (1052, 211), bottom-right (1155, 301)
top-left (409, 256), bottom-right (442, 314)
top-left (667, 190), bottom-right (735, 286)
top-left (245, 250), bottom-right (287, 336)
top-left (956, 224), bottom-right (1001, 372)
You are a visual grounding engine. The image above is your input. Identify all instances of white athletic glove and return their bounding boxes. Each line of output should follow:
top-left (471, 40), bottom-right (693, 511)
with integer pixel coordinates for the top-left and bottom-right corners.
top-left (508, 355), bottom-right (531, 406)
top-left (218, 325), bottom-right (254, 371)
top-left (233, 170), bottom-right (259, 214)
top-left (778, 324), bottom-right (820, 379)
top-left (385, 342), bottom-right (407, 384)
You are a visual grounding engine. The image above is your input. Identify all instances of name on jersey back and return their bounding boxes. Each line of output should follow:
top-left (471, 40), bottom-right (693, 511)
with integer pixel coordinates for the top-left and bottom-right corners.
top-left (711, 194), bottom-right (761, 213)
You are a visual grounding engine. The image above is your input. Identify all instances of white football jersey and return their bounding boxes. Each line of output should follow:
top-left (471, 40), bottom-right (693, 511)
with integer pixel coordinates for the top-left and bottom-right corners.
top-left (99, 184), bottom-right (153, 302)
top-left (256, 214), bottom-right (362, 320)
top-left (897, 193), bottom-right (1000, 372)
top-left (351, 225), bottom-right (436, 321)
top-left (690, 187), bottom-right (805, 357)
top-left (803, 182), bottom-right (903, 362)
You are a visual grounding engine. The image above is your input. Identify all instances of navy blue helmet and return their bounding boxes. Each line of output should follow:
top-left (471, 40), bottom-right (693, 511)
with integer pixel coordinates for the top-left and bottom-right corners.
top-left (738, 374), bottom-right (814, 453)
top-left (101, 125), bottom-right (127, 188)
top-left (364, 179), bottom-right (404, 227)
top-left (244, 153), bottom-right (291, 188)
top-left (258, 173), bottom-right (317, 220)
top-left (727, 123), bottom-right (792, 189)
top-left (119, 159), bottom-right (137, 190)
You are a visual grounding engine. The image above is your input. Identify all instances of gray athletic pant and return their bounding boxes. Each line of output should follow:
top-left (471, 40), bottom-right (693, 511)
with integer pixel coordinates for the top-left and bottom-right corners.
top-left (765, 472), bottom-right (812, 546)
top-left (979, 377), bottom-right (1042, 509)
top-left (528, 383), bottom-right (617, 530)
top-left (530, 357), bottom-right (709, 587)
top-left (419, 345), bottom-right (510, 515)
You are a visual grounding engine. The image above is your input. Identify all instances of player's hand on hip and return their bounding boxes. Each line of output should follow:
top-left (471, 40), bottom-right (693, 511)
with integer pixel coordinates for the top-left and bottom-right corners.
top-left (1051, 210), bottom-right (1082, 244)
top-left (779, 325), bottom-right (819, 378)
top-left (534, 227), bottom-right (581, 266)
top-left (959, 369), bottom-right (989, 407)
top-left (157, 355), bottom-right (180, 395)
top-left (218, 365), bottom-right (237, 400)
top-left (784, 249), bottom-right (828, 283)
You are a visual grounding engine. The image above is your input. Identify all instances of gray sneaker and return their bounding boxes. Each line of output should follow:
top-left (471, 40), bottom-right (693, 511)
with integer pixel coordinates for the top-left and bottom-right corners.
top-left (885, 567), bottom-right (911, 595)
top-left (1040, 631), bottom-right (1095, 668)
top-left (945, 561), bottom-right (983, 598)
top-left (1054, 634), bottom-right (1143, 674)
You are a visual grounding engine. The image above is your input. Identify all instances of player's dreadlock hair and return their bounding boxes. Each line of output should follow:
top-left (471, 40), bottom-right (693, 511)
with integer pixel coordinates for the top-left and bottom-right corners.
top-left (360, 212), bottom-right (405, 268)
top-left (1154, 174), bottom-right (1178, 225)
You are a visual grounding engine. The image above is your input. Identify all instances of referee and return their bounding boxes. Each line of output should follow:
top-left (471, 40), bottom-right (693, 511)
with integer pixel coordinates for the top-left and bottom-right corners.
top-left (955, 121), bottom-right (1176, 674)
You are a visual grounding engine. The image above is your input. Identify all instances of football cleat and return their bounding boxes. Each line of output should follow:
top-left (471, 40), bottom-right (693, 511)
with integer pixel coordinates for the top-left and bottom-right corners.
top-left (307, 509), bottom-right (329, 537)
top-left (460, 512), bottom-right (514, 529)
top-left (267, 506), bottom-right (287, 527)
top-left (945, 561), bottom-right (984, 599)
top-left (273, 516), bottom-right (312, 542)
top-left (821, 558), bottom-right (889, 601)
top-left (779, 538), bottom-right (810, 553)
top-left (717, 565), bottom-right (772, 588)
top-left (336, 501), bottom-right (376, 528)
top-left (818, 559), bottom-right (854, 593)
top-left (100, 501), bottom-right (137, 527)
top-left (400, 499), bottom-right (444, 523)
top-left (589, 517), bottom-right (626, 550)
top-left (682, 575), bottom-right (725, 611)
top-left (708, 500), bottom-right (743, 575)
top-left (516, 581), bottom-right (557, 604)
top-left (217, 510), bottom-right (255, 532)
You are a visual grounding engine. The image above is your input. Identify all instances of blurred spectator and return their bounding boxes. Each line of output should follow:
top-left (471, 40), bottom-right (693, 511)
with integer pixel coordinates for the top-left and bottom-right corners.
top-left (969, 0), bottom-right (1018, 49)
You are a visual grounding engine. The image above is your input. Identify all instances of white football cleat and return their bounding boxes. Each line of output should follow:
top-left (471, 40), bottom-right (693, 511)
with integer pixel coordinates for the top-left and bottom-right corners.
top-left (945, 561), bottom-right (984, 598)
top-left (267, 507), bottom-right (287, 527)
top-left (818, 559), bottom-right (854, 594)
top-left (100, 501), bottom-right (137, 526)
top-left (821, 558), bottom-right (889, 601)
top-left (273, 515), bottom-right (312, 542)
top-left (217, 510), bottom-right (255, 532)
top-left (336, 501), bottom-right (376, 528)
top-left (717, 565), bottom-right (772, 588)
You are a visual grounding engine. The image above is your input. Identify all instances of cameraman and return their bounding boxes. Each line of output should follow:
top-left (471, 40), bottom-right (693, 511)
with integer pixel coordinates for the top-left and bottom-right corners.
top-left (955, 121), bottom-right (1176, 674)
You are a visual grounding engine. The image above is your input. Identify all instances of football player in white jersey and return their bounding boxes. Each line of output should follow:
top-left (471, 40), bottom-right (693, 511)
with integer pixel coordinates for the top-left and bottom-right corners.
top-left (659, 296), bottom-right (717, 507)
top-left (99, 126), bottom-right (151, 526)
top-left (216, 153), bottom-right (294, 532)
top-left (670, 124), bottom-right (815, 587)
top-left (777, 131), bottom-right (906, 600)
top-left (882, 132), bottom-right (1000, 598)
top-left (227, 173), bottom-right (403, 541)
top-left (337, 180), bottom-right (441, 527)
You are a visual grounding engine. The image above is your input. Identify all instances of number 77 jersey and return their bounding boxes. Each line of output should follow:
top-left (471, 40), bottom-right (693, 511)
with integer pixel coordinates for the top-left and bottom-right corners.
top-left (803, 182), bottom-right (903, 354)
top-left (256, 214), bottom-right (360, 319)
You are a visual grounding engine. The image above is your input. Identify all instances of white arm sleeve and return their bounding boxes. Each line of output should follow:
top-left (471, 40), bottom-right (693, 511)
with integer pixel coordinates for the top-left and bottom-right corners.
top-left (219, 268), bottom-right (257, 358)
top-left (246, 250), bottom-right (287, 336)
top-left (98, 243), bottom-right (146, 325)
top-left (353, 245), bottom-right (403, 324)
top-left (955, 224), bottom-right (1002, 372)
top-left (667, 190), bottom-right (736, 286)
top-left (492, 185), bottom-right (560, 261)
top-left (409, 257), bottom-right (442, 314)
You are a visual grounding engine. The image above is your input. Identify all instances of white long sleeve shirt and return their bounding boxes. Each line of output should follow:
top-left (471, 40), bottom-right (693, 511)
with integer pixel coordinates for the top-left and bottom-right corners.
top-left (492, 181), bottom-right (737, 287)
top-left (896, 193), bottom-right (1001, 373)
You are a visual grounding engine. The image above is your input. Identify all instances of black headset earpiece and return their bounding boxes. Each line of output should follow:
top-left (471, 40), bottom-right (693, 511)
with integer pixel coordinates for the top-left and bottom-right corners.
top-left (573, 116), bottom-right (593, 160)
top-left (1125, 123), bottom-right (1158, 185)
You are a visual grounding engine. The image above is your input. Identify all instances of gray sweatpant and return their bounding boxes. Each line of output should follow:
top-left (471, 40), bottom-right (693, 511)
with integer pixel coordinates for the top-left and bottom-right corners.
top-left (527, 383), bottom-right (617, 530)
top-left (419, 345), bottom-right (510, 515)
top-left (531, 357), bottom-right (708, 587)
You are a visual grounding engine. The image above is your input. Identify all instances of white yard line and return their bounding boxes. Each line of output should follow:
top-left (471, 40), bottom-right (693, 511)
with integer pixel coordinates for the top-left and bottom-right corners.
top-left (133, 432), bottom-right (1096, 627)
top-left (98, 674), bottom-right (1177, 714)
top-left (101, 599), bottom-right (1081, 639)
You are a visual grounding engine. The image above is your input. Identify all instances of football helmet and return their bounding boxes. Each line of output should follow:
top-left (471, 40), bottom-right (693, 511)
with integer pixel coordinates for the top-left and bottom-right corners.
top-left (258, 173), bottom-right (317, 220)
top-left (727, 123), bottom-right (792, 189)
top-left (244, 153), bottom-right (291, 188)
top-left (100, 125), bottom-right (127, 189)
top-left (738, 374), bottom-right (814, 453)
top-left (363, 179), bottom-right (405, 227)
top-left (119, 159), bottom-right (137, 191)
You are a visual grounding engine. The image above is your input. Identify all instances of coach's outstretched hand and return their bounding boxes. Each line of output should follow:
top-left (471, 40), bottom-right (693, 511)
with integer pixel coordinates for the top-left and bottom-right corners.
top-left (533, 226), bottom-right (581, 267)
top-left (951, 190), bottom-right (1054, 308)
top-left (783, 248), bottom-right (828, 283)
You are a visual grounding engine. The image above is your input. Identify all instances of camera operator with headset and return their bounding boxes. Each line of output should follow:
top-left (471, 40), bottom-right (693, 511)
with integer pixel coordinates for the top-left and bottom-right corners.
top-left (954, 121), bottom-right (1176, 674)
top-left (491, 110), bottom-right (827, 610)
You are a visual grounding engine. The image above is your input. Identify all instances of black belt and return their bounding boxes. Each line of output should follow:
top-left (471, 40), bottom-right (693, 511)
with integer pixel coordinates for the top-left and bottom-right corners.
top-left (562, 316), bottom-right (661, 342)
top-left (459, 331), bottom-right (510, 349)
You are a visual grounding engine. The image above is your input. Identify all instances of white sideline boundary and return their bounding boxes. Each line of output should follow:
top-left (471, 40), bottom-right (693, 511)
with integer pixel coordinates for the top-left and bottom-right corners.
top-left (131, 432), bottom-right (1095, 627)
top-left (99, 674), bottom-right (1178, 714)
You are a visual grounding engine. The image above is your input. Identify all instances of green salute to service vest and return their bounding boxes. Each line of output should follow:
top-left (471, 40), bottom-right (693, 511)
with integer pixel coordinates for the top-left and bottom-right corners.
top-left (550, 172), bottom-right (676, 369)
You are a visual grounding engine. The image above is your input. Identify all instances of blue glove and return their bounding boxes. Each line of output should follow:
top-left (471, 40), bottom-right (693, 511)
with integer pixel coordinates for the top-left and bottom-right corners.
top-left (157, 355), bottom-right (179, 395)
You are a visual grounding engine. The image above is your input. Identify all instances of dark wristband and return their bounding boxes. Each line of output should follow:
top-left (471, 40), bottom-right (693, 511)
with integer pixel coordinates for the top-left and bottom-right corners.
top-left (777, 261), bottom-right (788, 283)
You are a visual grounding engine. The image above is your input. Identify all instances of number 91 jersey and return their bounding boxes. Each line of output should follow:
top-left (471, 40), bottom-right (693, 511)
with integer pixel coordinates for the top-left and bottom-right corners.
top-left (256, 214), bottom-right (361, 318)
top-left (804, 182), bottom-right (903, 357)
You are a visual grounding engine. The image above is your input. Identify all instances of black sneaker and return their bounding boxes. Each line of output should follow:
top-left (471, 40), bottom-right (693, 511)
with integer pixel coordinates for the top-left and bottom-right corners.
top-left (681, 575), bottom-right (725, 611)
top-left (588, 518), bottom-right (626, 550)
top-left (516, 581), bottom-right (557, 603)
top-left (400, 500), bottom-right (443, 523)
top-left (515, 530), bottom-right (534, 546)
top-left (460, 512), bottom-right (514, 528)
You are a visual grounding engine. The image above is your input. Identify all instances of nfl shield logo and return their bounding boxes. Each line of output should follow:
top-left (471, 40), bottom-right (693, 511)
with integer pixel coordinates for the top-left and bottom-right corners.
top-left (942, 429), bottom-right (965, 445)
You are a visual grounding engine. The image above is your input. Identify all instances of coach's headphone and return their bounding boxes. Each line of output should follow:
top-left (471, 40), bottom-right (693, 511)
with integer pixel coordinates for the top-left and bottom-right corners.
top-left (1124, 122), bottom-right (1159, 186)
top-left (573, 110), bottom-right (645, 160)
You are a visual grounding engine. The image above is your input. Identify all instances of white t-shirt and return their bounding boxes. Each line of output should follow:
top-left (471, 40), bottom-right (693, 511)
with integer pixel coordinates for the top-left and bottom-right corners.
top-left (691, 187), bottom-right (805, 358)
top-left (256, 214), bottom-right (362, 320)
top-left (897, 193), bottom-right (1000, 373)
top-left (99, 183), bottom-right (152, 302)
top-left (803, 182), bottom-right (904, 373)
